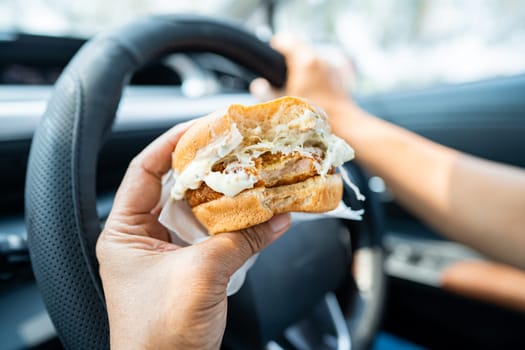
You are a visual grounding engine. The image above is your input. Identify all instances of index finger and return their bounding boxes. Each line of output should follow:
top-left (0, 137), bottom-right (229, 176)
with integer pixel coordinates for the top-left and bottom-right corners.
top-left (112, 120), bottom-right (194, 216)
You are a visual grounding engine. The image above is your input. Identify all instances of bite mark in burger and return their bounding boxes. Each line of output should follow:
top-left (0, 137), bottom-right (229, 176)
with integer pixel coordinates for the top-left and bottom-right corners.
top-left (170, 96), bottom-right (356, 234)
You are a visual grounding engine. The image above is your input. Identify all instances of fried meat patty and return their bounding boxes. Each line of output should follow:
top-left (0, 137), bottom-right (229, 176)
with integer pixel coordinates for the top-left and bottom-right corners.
top-left (186, 152), bottom-right (331, 207)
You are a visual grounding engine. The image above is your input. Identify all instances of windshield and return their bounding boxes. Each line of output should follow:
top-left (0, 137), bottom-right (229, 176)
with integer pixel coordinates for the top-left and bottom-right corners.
top-left (1, 0), bottom-right (524, 94)
top-left (0, 0), bottom-right (264, 37)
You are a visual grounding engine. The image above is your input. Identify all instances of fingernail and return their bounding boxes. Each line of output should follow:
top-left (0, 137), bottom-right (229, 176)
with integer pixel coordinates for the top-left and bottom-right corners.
top-left (269, 214), bottom-right (290, 233)
top-left (251, 79), bottom-right (268, 92)
top-left (175, 120), bottom-right (193, 131)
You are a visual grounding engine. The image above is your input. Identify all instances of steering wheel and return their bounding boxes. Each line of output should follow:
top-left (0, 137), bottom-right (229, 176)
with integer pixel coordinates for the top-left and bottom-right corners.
top-left (25, 16), bottom-right (385, 350)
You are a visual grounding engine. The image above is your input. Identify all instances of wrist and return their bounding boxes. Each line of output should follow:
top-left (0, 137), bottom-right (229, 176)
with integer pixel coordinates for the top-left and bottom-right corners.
top-left (109, 319), bottom-right (165, 350)
top-left (109, 320), bottom-right (221, 350)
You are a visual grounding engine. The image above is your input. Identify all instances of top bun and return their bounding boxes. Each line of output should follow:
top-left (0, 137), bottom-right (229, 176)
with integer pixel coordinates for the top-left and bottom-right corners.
top-left (172, 96), bottom-right (316, 172)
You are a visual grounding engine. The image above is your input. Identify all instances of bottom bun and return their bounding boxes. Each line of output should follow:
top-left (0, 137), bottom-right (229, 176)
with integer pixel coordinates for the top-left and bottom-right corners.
top-left (192, 174), bottom-right (342, 234)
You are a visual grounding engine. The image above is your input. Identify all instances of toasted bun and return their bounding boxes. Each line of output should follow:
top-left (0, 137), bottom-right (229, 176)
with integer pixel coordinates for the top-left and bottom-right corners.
top-left (193, 175), bottom-right (342, 234)
top-left (172, 96), bottom-right (315, 172)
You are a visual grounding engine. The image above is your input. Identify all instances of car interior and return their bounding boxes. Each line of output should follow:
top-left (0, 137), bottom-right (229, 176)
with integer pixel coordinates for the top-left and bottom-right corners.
top-left (1, 1), bottom-right (525, 350)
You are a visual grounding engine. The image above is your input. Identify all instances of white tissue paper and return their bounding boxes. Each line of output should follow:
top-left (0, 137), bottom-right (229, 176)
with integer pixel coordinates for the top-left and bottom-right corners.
top-left (158, 166), bottom-right (364, 296)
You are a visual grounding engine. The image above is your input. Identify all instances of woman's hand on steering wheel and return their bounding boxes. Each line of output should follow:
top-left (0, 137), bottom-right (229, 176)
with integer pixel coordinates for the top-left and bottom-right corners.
top-left (250, 34), bottom-right (363, 135)
top-left (96, 122), bottom-right (291, 350)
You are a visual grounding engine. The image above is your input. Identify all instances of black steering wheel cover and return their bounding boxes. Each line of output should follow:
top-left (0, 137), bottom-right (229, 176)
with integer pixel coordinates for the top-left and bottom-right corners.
top-left (25, 15), bottom-right (286, 349)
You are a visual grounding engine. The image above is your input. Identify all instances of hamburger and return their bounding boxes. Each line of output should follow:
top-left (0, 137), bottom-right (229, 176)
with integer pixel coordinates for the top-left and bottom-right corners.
top-left (170, 96), bottom-right (355, 234)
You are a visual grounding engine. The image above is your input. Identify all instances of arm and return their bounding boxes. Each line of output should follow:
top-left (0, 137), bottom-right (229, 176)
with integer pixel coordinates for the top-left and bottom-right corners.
top-left (337, 103), bottom-right (525, 269)
top-left (251, 34), bottom-right (525, 269)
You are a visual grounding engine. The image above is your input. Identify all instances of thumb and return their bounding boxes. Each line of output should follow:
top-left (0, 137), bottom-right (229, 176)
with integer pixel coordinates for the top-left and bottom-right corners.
top-left (199, 213), bottom-right (291, 277)
top-left (250, 78), bottom-right (284, 102)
